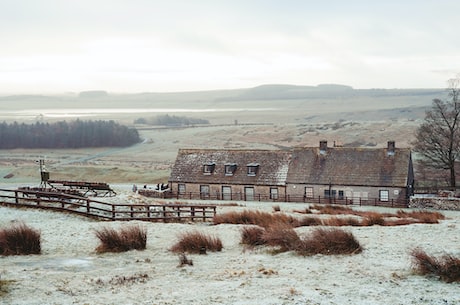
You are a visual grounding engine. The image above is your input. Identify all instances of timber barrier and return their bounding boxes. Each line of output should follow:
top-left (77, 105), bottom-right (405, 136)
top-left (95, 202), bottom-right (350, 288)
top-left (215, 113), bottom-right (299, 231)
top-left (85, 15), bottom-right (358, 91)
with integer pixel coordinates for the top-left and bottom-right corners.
top-left (0, 188), bottom-right (216, 222)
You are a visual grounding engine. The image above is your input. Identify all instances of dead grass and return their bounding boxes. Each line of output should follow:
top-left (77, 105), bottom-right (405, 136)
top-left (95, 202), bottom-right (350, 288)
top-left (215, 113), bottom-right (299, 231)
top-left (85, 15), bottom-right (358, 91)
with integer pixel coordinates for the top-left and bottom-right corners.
top-left (170, 230), bottom-right (223, 254)
top-left (322, 216), bottom-right (361, 226)
top-left (95, 225), bottom-right (147, 253)
top-left (296, 228), bottom-right (362, 256)
top-left (240, 226), bottom-right (266, 247)
top-left (0, 222), bottom-right (41, 256)
top-left (213, 210), bottom-right (298, 228)
top-left (411, 248), bottom-right (460, 283)
top-left (397, 210), bottom-right (445, 224)
top-left (262, 223), bottom-right (301, 253)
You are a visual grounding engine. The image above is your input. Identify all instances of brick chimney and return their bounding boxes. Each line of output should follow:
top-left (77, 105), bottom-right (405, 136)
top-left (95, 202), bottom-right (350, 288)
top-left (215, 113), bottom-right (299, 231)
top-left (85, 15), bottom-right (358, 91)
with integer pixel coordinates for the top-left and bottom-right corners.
top-left (319, 140), bottom-right (328, 154)
top-left (387, 141), bottom-right (395, 156)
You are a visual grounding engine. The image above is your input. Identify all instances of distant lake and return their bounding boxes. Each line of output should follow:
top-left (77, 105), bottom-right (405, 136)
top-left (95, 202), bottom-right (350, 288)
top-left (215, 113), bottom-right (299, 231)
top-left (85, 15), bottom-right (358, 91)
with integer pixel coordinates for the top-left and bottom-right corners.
top-left (1, 108), bottom-right (279, 119)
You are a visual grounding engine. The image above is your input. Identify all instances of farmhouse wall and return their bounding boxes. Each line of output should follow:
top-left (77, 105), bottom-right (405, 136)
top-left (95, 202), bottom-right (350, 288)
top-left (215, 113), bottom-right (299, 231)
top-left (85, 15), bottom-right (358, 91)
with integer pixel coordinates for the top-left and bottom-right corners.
top-left (286, 183), bottom-right (407, 202)
top-left (409, 197), bottom-right (460, 211)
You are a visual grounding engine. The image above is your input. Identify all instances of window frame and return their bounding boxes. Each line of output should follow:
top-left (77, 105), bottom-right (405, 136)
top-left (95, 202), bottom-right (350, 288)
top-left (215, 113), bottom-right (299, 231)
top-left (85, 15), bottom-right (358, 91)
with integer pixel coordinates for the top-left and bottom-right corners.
top-left (379, 190), bottom-right (389, 202)
top-left (270, 187), bottom-right (279, 200)
top-left (304, 187), bottom-right (314, 199)
top-left (203, 162), bottom-right (215, 175)
top-left (246, 163), bottom-right (259, 176)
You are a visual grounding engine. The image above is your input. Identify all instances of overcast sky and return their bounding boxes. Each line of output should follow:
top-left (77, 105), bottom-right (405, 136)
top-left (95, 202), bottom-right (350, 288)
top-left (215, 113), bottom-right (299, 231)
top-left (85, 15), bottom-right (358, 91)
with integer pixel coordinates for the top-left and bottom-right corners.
top-left (1, 0), bottom-right (459, 93)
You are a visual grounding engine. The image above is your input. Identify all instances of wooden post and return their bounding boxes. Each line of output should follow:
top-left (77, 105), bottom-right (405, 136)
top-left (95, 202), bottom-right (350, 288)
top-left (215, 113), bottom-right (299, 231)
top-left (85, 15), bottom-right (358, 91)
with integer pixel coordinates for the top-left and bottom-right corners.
top-left (131, 205), bottom-right (134, 218)
top-left (191, 206), bottom-right (195, 221)
top-left (112, 205), bottom-right (116, 220)
top-left (86, 200), bottom-right (90, 215)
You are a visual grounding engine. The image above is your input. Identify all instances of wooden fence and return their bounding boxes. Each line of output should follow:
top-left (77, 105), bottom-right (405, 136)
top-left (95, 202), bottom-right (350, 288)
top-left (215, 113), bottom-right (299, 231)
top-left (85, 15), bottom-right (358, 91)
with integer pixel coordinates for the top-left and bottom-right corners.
top-left (0, 188), bottom-right (216, 222)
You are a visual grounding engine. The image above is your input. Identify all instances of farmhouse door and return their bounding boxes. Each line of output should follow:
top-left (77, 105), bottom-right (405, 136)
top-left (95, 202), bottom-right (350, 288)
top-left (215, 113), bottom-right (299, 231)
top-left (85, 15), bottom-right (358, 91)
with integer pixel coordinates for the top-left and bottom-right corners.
top-left (222, 186), bottom-right (232, 200)
top-left (245, 187), bottom-right (255, 201)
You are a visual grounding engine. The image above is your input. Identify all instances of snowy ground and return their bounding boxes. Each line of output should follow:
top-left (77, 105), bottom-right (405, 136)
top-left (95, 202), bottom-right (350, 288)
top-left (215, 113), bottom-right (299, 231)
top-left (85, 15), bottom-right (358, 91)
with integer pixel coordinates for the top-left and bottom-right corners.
top-left (0, 185), bottom-right (459, 305)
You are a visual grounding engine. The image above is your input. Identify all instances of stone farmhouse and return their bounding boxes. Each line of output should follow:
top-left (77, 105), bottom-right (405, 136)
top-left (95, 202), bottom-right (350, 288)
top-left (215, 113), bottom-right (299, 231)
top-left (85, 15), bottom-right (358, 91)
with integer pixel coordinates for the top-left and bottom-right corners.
top-left (168, 141), bottom-right (414, 205)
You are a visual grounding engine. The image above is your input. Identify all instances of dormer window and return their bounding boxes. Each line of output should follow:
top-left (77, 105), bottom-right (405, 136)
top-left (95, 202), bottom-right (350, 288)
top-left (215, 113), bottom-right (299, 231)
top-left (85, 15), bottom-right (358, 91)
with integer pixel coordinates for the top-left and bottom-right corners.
top-left (247, 163), bottom-right (259, 176)
top-left (203, 162), bottom-right (215, 175)
top-left (225, 163), bottom-right (237, 176)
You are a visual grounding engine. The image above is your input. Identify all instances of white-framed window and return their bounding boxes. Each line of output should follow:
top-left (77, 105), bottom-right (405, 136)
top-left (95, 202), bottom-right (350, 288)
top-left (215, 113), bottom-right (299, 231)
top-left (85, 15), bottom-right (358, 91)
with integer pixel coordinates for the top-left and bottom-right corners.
top-left (178, 184), bottom-right (186, 194)
top-left (200, 185), bottom-right (210, 198)
top-left (225, 163), bottom-right (237, 176)
top-left (304, 187), bottom-right (314, 199)
top-left (203, 162), bottom-right (215, 175)
top-left (270, 187), bottom-right (279, 200)
top-left (247, 163), bottom-right (259, 176)
top-left (379, 190), bottom-right (389, 202)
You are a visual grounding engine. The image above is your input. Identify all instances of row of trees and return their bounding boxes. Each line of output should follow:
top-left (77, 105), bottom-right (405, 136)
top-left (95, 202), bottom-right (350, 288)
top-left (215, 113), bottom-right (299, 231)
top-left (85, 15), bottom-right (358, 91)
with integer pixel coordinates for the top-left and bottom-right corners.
top-left (0, 120), bottom-right (140, 149)
top-left (134, 114), bottom-right (209, 126)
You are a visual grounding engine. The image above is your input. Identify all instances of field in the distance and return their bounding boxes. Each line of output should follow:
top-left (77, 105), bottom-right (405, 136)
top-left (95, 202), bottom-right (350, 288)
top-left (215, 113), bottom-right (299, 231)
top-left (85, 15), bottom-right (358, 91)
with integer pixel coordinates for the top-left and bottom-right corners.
top-left (0, 85), bottom-right (442, 185)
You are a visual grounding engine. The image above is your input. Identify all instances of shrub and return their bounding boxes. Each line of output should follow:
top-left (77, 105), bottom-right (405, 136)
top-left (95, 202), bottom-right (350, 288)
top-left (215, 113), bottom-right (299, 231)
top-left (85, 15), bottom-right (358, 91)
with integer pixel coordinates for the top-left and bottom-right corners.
top-left (262, 223), bottom-right (300, 253)
top-left (296, 228), bottom-right (362, 256)
top-left (0, 222), bottom-right (41, 256)
top-left (170, 231), bottom-right (222, 254)
top-left (240, 226), bottom-right (266, 246)
top-left (411, 248), bottom-right (460, 283)
top-left (95, 225), bottom-right (147, 253)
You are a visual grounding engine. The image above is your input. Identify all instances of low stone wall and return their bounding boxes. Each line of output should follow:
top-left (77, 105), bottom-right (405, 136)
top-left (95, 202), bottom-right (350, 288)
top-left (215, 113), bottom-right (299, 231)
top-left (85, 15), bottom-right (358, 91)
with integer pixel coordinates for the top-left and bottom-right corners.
top-left (409, 197), bottom-right (460, 211)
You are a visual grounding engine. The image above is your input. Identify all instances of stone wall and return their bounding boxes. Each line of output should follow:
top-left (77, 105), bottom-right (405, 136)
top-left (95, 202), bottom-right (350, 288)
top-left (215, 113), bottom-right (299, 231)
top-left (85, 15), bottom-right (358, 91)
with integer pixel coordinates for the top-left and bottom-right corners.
top-left (409, 197), bottom-right (460, 211)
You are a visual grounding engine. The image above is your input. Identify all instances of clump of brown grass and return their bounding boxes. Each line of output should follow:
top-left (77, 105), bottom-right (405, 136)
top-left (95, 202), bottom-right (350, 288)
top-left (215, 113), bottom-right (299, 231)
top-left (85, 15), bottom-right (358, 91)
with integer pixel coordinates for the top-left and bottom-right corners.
top-left (296, 228), bottom-right (362, 256)
top-left (298, 216), bottom-right (323, 226)
top-left (170, 230), bottom-right (223, 254)
top-left (0, 222), bottom-right (41, 256)
top-left (411, 248), bottom-right (460, 283)
top-left (398, 210), bottom-right (445, 224)
top-left (213, 210), bottom-right (298, 228)
top-left (240, 226), bottom-right (266, 247)
top-left (322, 216), bottom-right (361, 226)
top-left (262, 223), bottom-right (301, 253)
top-left (361, 212), bottom-right (386, 226)
top-left (95, 225), bottom-right (147, 253)
top-left (311, 204), bottom-right (353, 215)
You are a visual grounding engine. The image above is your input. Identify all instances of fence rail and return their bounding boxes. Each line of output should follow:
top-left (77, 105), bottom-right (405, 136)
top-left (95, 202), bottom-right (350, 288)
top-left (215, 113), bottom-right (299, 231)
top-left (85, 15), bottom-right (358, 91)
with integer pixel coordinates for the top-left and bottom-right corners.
top-left (0, 188), bottom-right (216, 222)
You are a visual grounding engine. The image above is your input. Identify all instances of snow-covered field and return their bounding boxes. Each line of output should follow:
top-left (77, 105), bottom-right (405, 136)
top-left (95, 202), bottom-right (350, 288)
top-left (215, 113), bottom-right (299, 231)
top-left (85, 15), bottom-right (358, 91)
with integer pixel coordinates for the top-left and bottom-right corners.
top-left (1, 186), bottom-right (459, 305)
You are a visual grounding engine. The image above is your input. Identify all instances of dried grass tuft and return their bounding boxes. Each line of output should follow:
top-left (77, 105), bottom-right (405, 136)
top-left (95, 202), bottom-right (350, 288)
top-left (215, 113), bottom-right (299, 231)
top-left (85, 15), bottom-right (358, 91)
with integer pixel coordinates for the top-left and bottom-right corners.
top-left (170, 230), bottom-right (222, 254)
top-left (214, 210), bottom-right (298, 228)
top-left (262, 223), bottom-right (300, 253)
top-left (411, 248), bottom-right (460, 283)
top-left (296, 228), bottom-right (362, 256)
top-left (0, 222), bottom-right (41, 256)
top-left (95, 225), bottom-right (147, 253)
top-left (240, 226), bottom-right (266, 247)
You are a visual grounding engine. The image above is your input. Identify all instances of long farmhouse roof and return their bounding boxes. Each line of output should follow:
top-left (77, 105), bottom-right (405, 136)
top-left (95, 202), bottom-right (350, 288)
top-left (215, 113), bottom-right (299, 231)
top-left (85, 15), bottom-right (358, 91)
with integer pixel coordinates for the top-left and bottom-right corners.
top-left (169, 148), bottom-right (291, 186)
top-left (169, 141), bottom-right (412, 188)
top-left (286, 142), bottom-right (412, 187)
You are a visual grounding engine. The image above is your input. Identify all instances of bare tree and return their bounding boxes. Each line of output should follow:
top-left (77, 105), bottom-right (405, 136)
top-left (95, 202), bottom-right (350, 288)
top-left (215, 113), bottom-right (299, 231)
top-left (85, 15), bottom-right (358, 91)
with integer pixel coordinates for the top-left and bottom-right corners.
top-left (413, 76), bottom-right (460, 188)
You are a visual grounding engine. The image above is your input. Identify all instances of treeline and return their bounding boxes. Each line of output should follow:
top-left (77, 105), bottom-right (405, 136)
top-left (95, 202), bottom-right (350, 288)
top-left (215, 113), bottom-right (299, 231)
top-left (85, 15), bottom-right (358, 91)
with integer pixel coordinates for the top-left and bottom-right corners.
top-left (0, 120), bottom-right (140, 149)
top-left (134, 114), bottom-right (209, 126)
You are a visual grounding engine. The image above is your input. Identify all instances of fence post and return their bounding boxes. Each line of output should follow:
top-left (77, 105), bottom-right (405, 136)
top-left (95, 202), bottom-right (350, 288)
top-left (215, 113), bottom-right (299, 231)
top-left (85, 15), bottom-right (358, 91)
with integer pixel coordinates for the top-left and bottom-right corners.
top-left (112, 205), bottom-right (116, 220)
top-left (191, 206), bottom-right (195, 221)
top-left (86, 199), bottom-right (90, 215)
